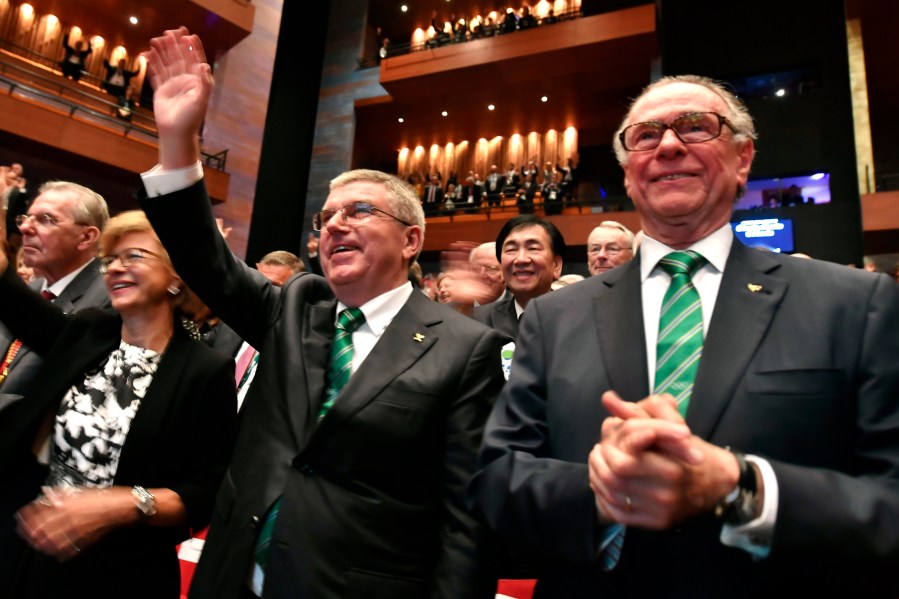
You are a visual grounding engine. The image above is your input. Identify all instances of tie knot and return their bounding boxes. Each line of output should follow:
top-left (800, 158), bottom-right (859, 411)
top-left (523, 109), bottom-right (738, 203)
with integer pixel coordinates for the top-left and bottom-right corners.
top-left (337, 308), bottom-right (365, 334)
top-left (41, 290), bottom-right (56, 301)
top-left (658, 251), bottom-right (706, 278)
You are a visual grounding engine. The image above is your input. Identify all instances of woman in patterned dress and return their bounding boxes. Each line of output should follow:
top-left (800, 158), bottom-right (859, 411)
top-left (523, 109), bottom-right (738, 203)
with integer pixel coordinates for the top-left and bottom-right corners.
top-left (0, 211), bottom-right (237, 597)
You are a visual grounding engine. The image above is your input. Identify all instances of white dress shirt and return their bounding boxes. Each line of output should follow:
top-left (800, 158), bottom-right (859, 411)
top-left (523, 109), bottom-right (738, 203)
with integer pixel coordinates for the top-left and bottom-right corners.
top-left (639, 224), bottom-right (775, 557)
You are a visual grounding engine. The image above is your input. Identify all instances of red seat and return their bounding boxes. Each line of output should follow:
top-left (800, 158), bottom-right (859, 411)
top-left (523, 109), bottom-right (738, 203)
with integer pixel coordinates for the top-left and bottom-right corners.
top-left (496, 579), bottom-right (537, 599)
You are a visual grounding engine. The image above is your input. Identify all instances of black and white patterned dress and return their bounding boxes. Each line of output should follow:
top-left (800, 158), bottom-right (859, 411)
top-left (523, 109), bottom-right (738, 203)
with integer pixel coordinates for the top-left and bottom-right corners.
top-left (47, 340), bottom-right (161, 489)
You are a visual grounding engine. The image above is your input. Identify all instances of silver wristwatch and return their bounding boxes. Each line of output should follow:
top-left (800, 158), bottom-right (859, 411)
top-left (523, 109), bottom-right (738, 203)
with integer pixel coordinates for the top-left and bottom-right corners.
top-left (132, 485), bottom-right (158, 517)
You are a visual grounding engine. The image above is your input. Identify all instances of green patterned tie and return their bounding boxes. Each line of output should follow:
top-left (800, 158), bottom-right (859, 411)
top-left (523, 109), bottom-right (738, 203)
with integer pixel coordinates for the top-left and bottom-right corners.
top-left (253, 308), bottom-right (365, 581)
top-left (318, 307), bottom-right (366, 420)
top-left (601, 250), bottom-right (707, 572)
top-left (654, 250), bottom-right (707, 416)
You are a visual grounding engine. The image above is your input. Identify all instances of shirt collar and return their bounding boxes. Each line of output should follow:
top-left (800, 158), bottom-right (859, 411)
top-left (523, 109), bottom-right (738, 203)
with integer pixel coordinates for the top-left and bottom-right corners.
top-left (639, 222), bottom-right (733, 282)
top-left (43, 259), bottom-right (94, 297)
top-left (337, 281), bottom-right (413, 338)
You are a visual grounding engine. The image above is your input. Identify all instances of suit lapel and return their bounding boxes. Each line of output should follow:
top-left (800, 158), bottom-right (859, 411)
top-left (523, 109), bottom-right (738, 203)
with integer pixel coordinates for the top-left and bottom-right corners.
top-left (293, 299), bottom-right (336, 440)
top-left (687, 242), bottom-right (786, 438)
top-left (307, 292), bottom-right (440, 444)
top-left (54, 260), bottom-right (102, 313)
top-left (595, 259), bottom-right (650, 402)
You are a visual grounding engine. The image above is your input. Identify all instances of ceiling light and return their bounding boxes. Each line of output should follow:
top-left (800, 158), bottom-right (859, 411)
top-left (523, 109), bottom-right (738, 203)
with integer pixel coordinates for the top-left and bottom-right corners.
top-left (487, 104), bottom-right (495, 111)
top-left (129, 16), bottom-right (138, 25)
top-left (441, 111), bottom-right (448, 116)
top-left (401, 5), bottom-right (408, 12)
top-left (775, 89), bottom-right (785, 97)
top-left (398, 117), bottom-right (404, 123)
top-left (541, 96), bottom-right (548, 103)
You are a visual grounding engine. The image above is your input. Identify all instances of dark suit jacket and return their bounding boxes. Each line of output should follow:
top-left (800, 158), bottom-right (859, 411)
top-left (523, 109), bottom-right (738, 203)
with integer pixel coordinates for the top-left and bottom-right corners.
top-left (473, 296), bottom-right (519, 344)
top-left (484, 173), bottom-right (506, 198)
top-left (0, 267), bottom-right (236, 596)
top-left (203, 320), bottom-right (244, 359)
top-left (0, 259), bottom-right (110, 409)
top-left (141, 180), bottom-right (505, 599)
top-left (471, 241), bottom-right (899, 597)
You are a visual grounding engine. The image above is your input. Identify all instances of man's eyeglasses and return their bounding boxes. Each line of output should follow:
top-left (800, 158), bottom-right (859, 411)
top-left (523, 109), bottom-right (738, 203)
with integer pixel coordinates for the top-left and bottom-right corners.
top-left (16, 213), bottom-right (86, 229)
top-left (98, 248), bottom-right (167, 274)
top-left (618, 112), bottom-right (738, 152)
top-left (312, 202), bottom-right (411, 231)
top-left (588, 245), bottom-right (630, 256)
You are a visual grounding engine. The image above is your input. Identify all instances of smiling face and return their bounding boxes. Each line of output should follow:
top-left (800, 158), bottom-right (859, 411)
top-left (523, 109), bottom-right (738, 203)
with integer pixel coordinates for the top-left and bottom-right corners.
top-left (501, 224), bottom-right (562, 307)
top-left (621, 82), bottom-right (754, 248)
top-left (319, 181), bottom-right (422, 306)
top-left (587, 227), bottom-right (633, 276)
top-left (104, 231), bottom-right (179, 318)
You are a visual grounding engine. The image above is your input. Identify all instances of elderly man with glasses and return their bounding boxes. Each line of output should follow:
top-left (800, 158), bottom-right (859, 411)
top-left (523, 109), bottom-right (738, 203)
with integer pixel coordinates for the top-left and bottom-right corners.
top-left (0, 180), bottom-right (110, 585)
top-left (586, 220), bottom-right (636, 276)
top-left (0, 181), bottom-right (110, 399)
top-left (471, 75), bottom-right (899, 597)
top-left (136, 27), bottom-right (504, 599)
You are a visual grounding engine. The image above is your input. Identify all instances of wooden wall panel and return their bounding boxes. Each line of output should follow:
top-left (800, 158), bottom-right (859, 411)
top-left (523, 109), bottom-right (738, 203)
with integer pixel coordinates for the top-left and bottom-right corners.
top-left (204, 0), bottom-right (282, 258)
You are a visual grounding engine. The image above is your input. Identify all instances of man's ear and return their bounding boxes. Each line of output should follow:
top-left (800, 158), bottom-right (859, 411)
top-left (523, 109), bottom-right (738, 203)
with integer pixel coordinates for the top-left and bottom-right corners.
top-left (78, 226), bottom-right (101, 251)
top-left (403, 225), bottom-right (423, 261)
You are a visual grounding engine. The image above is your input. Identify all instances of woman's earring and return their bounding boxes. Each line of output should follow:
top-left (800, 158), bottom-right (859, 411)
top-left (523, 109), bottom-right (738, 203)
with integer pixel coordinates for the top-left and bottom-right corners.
top-left (167, 285), bottom-right (182, 296)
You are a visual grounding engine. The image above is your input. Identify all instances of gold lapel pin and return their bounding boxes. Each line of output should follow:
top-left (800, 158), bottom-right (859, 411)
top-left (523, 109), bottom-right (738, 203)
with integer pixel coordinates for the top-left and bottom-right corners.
top-left (413, 333), bottom-right (425, 342)
top-left (747, 283), bottom-right (763, 293)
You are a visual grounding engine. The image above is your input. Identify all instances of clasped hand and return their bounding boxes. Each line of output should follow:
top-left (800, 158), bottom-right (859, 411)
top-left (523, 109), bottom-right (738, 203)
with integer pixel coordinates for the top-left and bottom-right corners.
top-left (588, 391), bottom-right (739, 530)
top-left (16, 486), bottom-right (129, 561)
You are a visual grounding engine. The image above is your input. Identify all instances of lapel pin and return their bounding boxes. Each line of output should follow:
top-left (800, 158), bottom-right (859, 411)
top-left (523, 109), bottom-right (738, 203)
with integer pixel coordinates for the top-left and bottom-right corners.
top-left (747, 283), bottom-right (763, 293)
top-left (413, 333), bottom-right (425, 342)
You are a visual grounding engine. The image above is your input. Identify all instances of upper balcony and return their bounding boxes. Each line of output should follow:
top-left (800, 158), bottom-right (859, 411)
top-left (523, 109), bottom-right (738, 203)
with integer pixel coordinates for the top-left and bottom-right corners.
top-left (355, 5), bottom-right (657, 167)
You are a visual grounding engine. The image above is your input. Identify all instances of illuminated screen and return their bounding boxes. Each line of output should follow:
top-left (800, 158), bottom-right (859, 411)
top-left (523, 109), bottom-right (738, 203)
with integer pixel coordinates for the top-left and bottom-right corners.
top-left (735, 172), bottom-right (831, 211)
top-left (731, 218), bottom-right (794, 253)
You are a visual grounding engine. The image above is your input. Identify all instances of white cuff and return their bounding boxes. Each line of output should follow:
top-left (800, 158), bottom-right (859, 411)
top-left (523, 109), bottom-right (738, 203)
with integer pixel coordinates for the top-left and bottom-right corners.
top-left (719, 455), bottom-right (777, 559)
top-left (140, 161), bottom-right (204, 197)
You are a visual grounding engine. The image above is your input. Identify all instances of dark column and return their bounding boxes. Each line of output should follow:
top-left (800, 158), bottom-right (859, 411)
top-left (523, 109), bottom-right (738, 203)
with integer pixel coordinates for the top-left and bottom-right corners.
top-left (245, 1), bottom-right (331, 263)
top-left (657, 0), bottom-right (862, 265)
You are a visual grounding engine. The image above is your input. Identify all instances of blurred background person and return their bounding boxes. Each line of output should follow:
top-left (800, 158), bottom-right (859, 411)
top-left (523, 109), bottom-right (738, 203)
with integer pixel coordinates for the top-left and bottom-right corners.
top-left (0, 211), bottom-right (237, 596)
top-left (14, 246), bottom-right (33, 283)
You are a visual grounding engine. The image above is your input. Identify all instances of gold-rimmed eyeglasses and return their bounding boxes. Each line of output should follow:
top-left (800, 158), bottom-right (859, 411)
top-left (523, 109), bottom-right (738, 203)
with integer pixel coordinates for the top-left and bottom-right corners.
top-left (312, 202), bottom-right (411, 231)
top-left (618, 112), bottom-right (738, 152)
top-left (98, 248), bottom-right (167, 274)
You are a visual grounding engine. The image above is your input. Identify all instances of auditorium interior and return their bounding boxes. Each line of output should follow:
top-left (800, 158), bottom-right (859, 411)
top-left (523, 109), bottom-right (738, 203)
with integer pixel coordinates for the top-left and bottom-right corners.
top-left (0, 0), bottom-right (897, 275)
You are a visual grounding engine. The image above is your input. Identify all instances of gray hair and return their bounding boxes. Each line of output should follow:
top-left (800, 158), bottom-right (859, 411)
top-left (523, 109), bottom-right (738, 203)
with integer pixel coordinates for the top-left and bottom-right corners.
top-left (589, 220), bottom-right (635, 249)
top-left (329, 169), bottom-right (425, 261)
top-left (330, 169), bottom-right (425, 232)
top-left (259, 250), bottom-right (305, 273)
top-left (613, 75), bottom-right (757, 166)
top-left (38, 180), bottom-right (109, 231)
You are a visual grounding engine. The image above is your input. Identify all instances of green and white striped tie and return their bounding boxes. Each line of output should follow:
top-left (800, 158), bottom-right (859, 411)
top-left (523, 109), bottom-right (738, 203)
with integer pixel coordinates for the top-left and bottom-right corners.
top-left (601, 250), bottom-right (707, 572)
top-left (654, 250), bottom-right (707, 416)
top-left (319, 307), bottom-right (365, 420)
